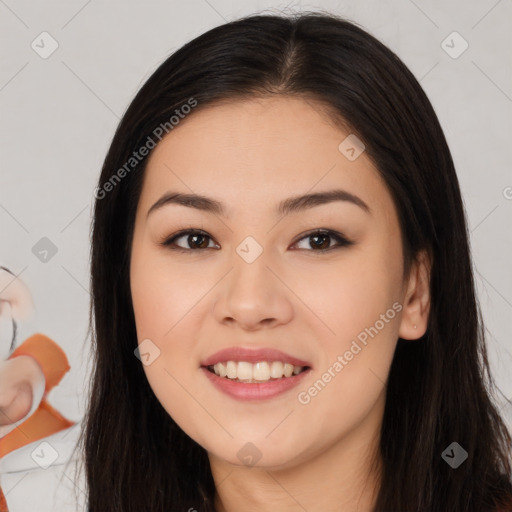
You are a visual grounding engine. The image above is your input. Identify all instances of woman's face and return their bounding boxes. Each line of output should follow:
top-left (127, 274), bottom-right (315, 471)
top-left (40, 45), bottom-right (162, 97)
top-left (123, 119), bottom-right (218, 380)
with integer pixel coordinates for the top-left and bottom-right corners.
top-left (130, 96), bottom-right (425, 470)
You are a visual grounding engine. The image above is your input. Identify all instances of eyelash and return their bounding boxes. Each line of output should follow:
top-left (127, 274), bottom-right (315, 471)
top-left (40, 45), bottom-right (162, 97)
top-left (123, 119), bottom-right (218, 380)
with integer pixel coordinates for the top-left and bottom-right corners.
top-left (159, 228), bottom-right (354, 253)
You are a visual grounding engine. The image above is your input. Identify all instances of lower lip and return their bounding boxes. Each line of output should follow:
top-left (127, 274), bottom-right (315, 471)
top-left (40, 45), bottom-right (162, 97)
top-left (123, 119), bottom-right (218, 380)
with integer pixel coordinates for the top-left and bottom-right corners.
top-left (200, 366), bottom-right (311, 401)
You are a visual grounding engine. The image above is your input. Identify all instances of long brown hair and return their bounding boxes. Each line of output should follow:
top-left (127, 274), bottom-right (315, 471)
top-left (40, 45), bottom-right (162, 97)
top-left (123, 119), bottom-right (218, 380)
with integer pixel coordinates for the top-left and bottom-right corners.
top-left (78, 11), bottom-right (512, 511)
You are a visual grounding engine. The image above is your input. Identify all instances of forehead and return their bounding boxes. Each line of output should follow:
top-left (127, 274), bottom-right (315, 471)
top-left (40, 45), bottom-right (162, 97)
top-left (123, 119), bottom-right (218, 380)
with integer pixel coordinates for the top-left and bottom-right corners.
top-left (139, 96), bottom-right (392, 217)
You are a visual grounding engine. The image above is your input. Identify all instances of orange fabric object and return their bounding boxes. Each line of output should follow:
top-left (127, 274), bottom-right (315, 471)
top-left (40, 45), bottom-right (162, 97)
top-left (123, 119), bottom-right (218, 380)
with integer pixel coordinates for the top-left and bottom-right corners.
top-left (0, 485), bottom-right (7, 512)
top-left (0, 332), bottom-right (75, 458)
top-left (0, 333), bottom-right (75, 511)
top-left (5, 333), bottom-right (71, 393)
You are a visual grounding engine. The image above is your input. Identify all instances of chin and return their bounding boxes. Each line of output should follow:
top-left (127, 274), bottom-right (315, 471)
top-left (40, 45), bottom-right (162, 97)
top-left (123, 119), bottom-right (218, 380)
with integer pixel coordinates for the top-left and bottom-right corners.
top-left (205, 435), bottom-right (309, 471)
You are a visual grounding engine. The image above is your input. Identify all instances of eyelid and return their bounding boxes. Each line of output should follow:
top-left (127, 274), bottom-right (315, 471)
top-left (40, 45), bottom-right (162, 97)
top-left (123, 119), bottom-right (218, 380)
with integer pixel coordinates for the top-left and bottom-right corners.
top-left (290, 229), bottom-right (354, 251)
top-left (160, 228), bottom-right (354, 253)
top-left (159, 228), bottom-right (218, 250)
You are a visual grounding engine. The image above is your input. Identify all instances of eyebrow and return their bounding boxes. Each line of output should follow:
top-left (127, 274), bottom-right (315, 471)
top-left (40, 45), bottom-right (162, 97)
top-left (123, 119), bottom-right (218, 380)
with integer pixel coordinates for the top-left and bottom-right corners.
top-left (147, 189), bottom-right (371, 219)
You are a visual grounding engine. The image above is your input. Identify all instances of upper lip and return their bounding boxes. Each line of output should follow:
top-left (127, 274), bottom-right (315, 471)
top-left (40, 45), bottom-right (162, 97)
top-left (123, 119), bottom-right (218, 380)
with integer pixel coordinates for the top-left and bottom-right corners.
top-left (201, 347), bottom-right (312, 368)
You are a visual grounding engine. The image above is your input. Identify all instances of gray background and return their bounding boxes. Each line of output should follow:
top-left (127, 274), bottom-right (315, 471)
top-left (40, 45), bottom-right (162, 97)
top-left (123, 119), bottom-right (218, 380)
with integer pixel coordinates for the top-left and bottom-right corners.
top-left (1, 0), bottom-right (511, 438)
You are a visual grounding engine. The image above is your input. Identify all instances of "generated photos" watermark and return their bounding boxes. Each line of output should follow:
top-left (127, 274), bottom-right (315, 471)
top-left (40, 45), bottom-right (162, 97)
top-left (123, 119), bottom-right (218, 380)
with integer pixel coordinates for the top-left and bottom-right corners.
top-left (297, 301), bottom-right (403, 405)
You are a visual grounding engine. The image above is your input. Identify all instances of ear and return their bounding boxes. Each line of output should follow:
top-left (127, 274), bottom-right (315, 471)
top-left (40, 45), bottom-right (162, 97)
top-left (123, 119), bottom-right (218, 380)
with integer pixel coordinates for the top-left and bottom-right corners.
top-left (398, 249), bottom-right (431, 340)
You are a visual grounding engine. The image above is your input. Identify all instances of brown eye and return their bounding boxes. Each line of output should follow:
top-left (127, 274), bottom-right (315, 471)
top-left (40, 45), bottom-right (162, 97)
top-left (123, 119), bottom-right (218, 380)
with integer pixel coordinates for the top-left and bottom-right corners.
top-left (161, 230), bottom-right (218, 251)
top-left (292, 230), bottom-right (354, 251)
top-left (161, 228), bottom-right (353, 253)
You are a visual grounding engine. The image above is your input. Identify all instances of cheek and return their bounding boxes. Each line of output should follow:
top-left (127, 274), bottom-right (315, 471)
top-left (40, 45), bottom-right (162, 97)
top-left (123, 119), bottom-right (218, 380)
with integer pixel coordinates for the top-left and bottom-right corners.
top-left (130, 245), bottom-right (213, 430)
top-left (290, 245), bottom-right (403, 350)
top-left (131, 264), bottom-right (205, 386)
top-left (130, 242), bottom-right (202, 339)
top-left (291, 246), bottom-right (402, 414)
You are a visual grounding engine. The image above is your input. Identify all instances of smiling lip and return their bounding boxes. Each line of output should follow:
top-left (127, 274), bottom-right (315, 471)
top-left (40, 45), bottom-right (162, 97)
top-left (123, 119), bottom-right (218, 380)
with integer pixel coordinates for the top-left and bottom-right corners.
top-left (200, 347), bottom-right (312, 402)
top-left (200, 347), bottom-right (312, 368)
top-left (201, 366), bottom-right (312, 401)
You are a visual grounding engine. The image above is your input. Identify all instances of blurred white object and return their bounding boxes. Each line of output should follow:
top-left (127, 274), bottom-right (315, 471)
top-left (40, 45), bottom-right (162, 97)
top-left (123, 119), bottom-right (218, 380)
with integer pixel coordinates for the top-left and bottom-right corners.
top-left (0, 265), bottom-right (85, 510)
top-left (0, 302), bottom-right (14, 361)
top-left (0, 356), bottom-right (46, 440)
top-left (0, 266), bottom-right (45, 439)
top-left (0, 266), bottom-right (35, 360)
top-left (0, 422), bottom-right (86, 511)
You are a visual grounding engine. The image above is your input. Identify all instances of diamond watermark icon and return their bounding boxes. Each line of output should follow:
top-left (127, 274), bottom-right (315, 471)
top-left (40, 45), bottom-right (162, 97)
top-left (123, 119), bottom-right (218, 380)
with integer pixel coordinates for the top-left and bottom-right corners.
top-left (134, 338), bottom-right (161, 366)
top-left (338, 134), bottom-right (365, 161)
top-left (441, 31), bottom-right (468, 59)
top-left (31, 31), bottom-right (59, 59)
top-left (32, 237), bottom-right (58, 263)
top-left (236, 236), bottom-right (263, 264)
top-left (237, 442), bottom-right (262, 467)
top-left (441, 441), bottom-right (468, 469)
top-left (31, 441), bottom-right (59, 469)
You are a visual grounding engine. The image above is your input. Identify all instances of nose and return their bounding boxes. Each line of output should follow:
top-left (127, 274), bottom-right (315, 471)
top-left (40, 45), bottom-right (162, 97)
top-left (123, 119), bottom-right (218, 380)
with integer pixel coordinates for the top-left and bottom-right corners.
top-left (210, 249), bottom-right (294, 331)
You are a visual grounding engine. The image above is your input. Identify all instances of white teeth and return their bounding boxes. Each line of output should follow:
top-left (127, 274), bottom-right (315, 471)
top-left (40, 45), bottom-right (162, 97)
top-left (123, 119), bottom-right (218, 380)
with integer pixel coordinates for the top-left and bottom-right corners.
top-left (253, 362), bottom-right (270, 381)
top-left (270, 361), bottom-right (284, 378)
top-left (217, 362), bottom-right (227, 377)
top-left (211, 361), bottom-right (305, 381)
top-left (237, 361), bottom-right (253, 380)
top-left (226, 361), bottom-right (237, 379)
top-left (283, 363), bottom-right (293, 377)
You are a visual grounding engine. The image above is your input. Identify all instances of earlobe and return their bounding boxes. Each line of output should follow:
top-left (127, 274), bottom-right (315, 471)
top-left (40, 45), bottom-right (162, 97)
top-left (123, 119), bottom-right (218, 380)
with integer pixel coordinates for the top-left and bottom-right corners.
top-left (398, 250), bottom-right (431, 340)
